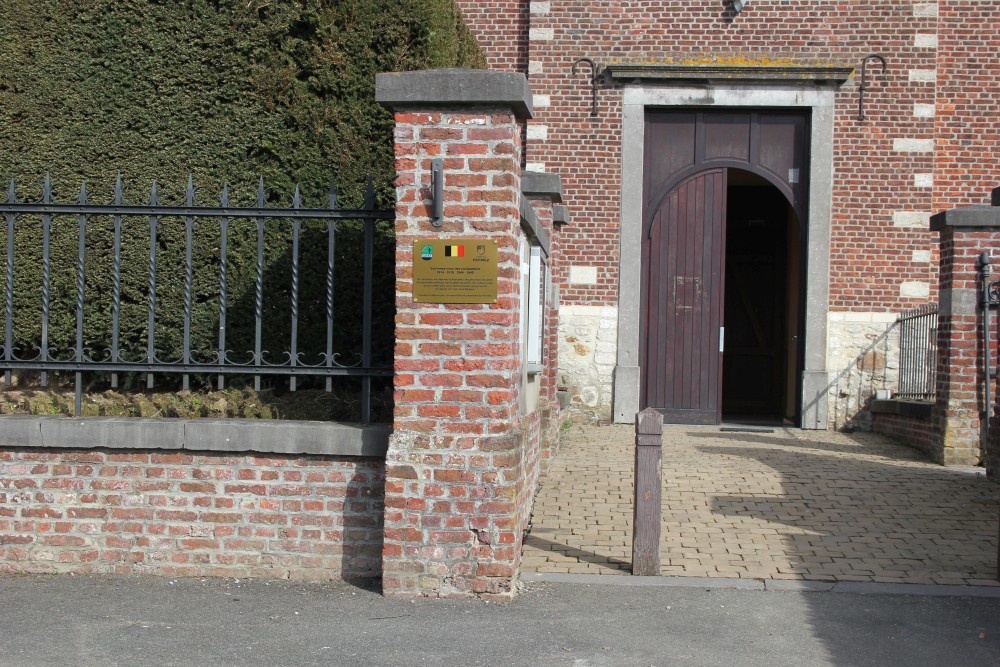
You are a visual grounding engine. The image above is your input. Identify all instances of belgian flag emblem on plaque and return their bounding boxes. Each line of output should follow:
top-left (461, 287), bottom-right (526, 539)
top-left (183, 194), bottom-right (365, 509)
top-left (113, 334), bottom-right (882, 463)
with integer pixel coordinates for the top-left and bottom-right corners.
top-left (444, 245), bottom-right (464, 257)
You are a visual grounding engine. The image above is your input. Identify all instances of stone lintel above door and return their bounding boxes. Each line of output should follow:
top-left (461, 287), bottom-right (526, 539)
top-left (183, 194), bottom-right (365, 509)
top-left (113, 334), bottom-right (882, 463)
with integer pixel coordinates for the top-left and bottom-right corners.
top-left (605, 60), bottom-right (854, 85)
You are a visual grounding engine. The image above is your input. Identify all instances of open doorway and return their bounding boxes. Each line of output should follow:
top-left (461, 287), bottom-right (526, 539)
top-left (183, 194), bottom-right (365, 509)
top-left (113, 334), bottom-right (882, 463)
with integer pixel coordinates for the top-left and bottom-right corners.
top-left (722, 170), bottom-right (802, 424)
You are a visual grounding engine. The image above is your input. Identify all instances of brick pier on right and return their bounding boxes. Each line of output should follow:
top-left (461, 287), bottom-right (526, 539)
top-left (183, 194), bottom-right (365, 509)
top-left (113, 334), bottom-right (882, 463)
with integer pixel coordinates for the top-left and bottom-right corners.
top-left (926, 192), bottom-right (1000, 471)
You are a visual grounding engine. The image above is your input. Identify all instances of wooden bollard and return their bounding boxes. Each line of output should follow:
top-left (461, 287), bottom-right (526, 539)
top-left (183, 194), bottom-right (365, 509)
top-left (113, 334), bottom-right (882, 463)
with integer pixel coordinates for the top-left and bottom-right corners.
top-left (632, 408), bottom-right (663, 576)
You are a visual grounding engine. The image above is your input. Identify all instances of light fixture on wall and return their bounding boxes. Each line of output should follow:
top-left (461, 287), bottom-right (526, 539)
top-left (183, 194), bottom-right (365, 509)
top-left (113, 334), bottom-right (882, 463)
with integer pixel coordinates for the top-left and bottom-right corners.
top-left (730, 0), bottom-right (746, 12)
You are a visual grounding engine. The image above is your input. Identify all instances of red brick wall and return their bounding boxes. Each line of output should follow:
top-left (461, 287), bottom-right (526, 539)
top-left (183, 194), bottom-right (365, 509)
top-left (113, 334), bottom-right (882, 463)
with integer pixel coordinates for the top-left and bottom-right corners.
top-left (0, 448), bottom-right (384, 581)
top-left (454, 0), bottom-right (1000, 314)
top-left (829, 2), bottom-right (937, 309)
top-left (456, 1), bottom-right (527, 72)
top-left (934, 1), bottom-right (1000, 212)
top-left (873, 412), bottom-right (937, 459)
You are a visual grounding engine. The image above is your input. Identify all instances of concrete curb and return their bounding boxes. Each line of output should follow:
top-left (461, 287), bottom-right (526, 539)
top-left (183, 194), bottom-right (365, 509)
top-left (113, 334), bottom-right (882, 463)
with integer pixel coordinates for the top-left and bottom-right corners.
top-left (525, 572), bottom-right (1000, 598)
top-left (524, 573), bottom-right (764, 590)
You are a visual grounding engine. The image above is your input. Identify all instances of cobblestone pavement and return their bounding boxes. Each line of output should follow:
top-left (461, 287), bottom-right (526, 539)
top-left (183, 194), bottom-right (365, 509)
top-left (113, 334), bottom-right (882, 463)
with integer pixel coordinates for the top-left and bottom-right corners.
top-left (521, 423), bottom-right (1000, 585)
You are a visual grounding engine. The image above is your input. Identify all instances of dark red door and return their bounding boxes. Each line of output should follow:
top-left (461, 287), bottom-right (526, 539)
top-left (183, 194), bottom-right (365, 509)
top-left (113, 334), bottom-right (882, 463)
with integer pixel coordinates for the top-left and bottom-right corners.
top-left (641, 169), bottom-right (727, 424)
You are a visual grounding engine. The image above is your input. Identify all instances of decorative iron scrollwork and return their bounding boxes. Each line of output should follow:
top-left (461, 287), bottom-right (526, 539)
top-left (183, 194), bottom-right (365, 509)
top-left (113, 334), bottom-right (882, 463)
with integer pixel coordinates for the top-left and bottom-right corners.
top-left (571, 57), bottom-right (603, 118)
top-left (988, 280), bottom-right (1000, 308)
top-left (858, 54), bottom-right (887, 121)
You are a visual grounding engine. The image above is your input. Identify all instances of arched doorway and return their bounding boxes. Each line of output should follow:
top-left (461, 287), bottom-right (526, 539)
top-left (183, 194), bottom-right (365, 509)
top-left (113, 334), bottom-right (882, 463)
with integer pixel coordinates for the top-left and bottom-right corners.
top-left (638, 110), bottom-right (807, 425)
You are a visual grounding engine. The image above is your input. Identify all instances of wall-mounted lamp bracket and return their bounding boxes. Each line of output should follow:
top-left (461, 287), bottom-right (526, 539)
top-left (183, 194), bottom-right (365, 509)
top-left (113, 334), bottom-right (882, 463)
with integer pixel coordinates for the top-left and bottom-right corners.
top-left (978, 252), bottom-right (1000, 309)
top-left (988, 282), bottom-right (1000, 309)
top-left (430, 157), bottom-right (443, 227)
top-left (571, 57), bottom-right (603, 118)
top-left (858, 54), bottom-right (887, 121)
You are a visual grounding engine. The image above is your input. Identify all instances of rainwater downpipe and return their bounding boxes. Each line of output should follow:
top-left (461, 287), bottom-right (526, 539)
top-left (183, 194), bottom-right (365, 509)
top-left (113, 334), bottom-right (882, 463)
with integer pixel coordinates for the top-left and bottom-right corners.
top-left (977, 252), bottom-right (995, 454)
top-left (982, 252), bottom-right (1000, 582)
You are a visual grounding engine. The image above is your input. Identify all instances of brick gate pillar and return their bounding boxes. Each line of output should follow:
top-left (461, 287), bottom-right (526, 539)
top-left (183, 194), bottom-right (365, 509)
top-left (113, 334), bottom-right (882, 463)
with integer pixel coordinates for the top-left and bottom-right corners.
top-left (930, 193), bottom-right (1000, 468)
top-left (376, 69), bottom-right (540, 599)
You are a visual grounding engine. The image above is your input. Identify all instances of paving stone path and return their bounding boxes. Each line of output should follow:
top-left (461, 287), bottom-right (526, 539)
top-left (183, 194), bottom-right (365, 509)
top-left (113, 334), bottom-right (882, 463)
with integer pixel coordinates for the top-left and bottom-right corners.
top-left (521, 423), bottom-right (1000, 585)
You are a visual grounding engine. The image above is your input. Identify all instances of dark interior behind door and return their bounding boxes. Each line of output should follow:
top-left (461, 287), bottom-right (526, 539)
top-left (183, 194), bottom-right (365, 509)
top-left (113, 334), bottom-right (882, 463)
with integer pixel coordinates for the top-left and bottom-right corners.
top-left (722, 185), bottom-right (789, 418)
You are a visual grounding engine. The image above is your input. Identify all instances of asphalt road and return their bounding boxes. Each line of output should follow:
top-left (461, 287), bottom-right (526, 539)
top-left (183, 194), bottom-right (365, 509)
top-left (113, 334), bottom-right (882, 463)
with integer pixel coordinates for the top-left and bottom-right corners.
top-left (1, 574), bottom-right (999, 666)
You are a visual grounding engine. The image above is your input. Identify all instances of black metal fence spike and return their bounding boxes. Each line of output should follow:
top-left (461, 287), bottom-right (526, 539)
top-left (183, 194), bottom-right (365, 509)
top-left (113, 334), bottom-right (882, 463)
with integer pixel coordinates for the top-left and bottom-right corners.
top-left (42, 173), bottom-right (52, 204)
top-left (6, 179), bottom-right (16, 204)
top-left (220, 183), bottom-right (230, 208)
top-left (185, 175), bottom-right (195, 207)
top-left (113, 174), bottom-right (124, 205)
top-left (77, 180), bottom-right (89, 205)
top-left (292, 184), bottom-right (302, 209)
top-left (149, 181), bottom-right (159, 206)
top-left (256, 176), bottom-right (266, 207)
top-left (328, 178), bottom-right (337, 209)
top-left (365, 177), bottom-right (375, 209)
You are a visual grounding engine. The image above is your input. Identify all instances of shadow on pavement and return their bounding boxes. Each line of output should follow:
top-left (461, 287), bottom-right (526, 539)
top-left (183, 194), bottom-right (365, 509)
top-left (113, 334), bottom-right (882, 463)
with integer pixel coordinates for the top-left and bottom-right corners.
top-left (699, 439), bottom-right (997, 583)
top-left (685, 429), bottom-right (930, 460)
top-left (522, 533), bottom-right (630, 571)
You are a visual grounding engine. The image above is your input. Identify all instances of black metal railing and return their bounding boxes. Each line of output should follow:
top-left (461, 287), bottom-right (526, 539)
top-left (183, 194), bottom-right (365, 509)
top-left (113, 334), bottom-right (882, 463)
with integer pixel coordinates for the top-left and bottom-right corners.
top-left (0, 175), bottom-right (394, 421)
top-left (896, 304), bottom-right (938, 401)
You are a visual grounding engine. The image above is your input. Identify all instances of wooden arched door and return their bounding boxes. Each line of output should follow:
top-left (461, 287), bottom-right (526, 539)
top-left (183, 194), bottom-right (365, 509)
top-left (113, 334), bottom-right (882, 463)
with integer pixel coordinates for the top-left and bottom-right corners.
top-left (641, 169), bottom-right (727, 424)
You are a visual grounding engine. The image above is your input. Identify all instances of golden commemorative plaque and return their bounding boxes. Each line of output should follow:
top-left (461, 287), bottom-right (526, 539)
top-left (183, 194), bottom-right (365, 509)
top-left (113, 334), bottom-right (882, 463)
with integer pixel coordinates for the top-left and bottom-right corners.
top-left (412, 239), bottom-right (498, 304)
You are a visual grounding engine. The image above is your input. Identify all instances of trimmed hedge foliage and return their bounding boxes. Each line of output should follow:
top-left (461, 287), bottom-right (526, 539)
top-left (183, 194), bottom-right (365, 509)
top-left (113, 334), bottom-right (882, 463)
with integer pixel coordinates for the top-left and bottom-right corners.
top-left (0, 0), bottom-right (484, 203)
top-left (0, 0), bottom-right (484, 397)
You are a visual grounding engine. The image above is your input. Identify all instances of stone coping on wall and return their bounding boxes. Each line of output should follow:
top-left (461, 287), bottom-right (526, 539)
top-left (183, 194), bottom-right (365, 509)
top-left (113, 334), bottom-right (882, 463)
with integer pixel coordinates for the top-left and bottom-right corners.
top-left (375, 68), bottom-right (534, 119)
top-left (0, 416), bottom-right (391, 457)
top-left (869, 398), bottom-right (934, 419)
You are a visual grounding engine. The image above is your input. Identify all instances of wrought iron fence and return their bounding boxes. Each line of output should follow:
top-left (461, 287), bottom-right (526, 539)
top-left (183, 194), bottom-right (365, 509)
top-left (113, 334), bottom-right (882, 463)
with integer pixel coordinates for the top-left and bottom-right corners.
top-left (0, 175), bottom-right (395, 422)
top-left (895, 304), bottom-right (938, 401)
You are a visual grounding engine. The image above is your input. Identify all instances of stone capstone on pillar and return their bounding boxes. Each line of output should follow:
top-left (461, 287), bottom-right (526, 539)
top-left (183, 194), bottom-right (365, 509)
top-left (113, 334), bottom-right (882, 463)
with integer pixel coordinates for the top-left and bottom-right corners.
top-left (376, 69), bottom-right (534, 119)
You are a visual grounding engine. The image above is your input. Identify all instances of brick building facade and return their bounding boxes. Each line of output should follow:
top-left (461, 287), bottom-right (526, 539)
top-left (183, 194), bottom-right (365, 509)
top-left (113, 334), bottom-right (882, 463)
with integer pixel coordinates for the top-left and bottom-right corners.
top-left (453, 0), bottom-right (1000, 433)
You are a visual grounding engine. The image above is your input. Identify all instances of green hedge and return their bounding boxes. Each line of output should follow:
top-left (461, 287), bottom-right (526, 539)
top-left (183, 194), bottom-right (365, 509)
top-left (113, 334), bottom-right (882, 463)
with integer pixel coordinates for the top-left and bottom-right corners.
top-left (0, 0), bottom-right (484, 203)
top-left (0, 0), bottom-right (484, 392)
